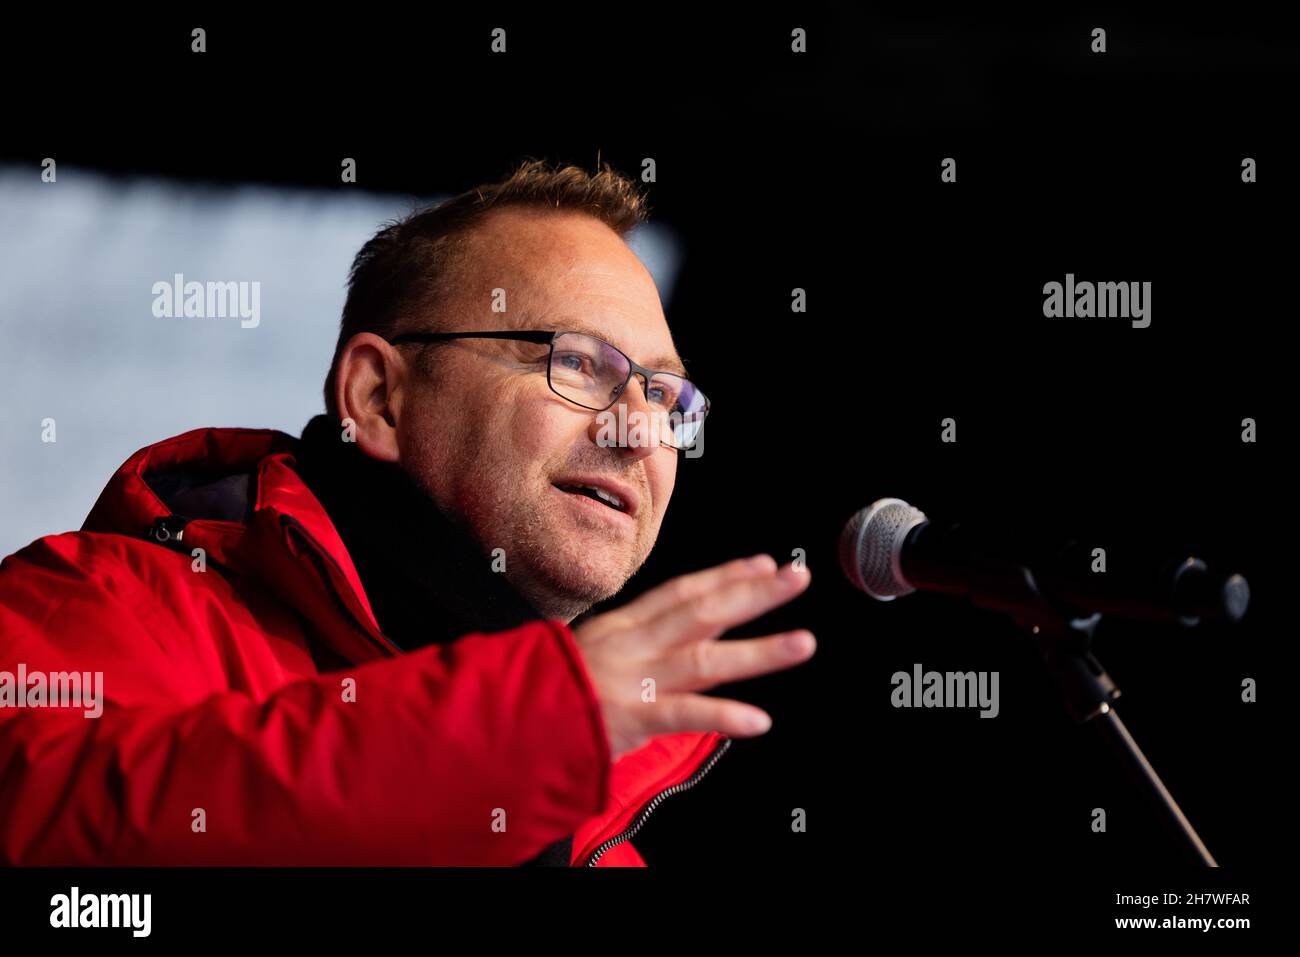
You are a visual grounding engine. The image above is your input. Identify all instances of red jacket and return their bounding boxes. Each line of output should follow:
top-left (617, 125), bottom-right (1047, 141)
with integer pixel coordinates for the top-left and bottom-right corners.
top-left (0, 426), bottom-right (730, 866)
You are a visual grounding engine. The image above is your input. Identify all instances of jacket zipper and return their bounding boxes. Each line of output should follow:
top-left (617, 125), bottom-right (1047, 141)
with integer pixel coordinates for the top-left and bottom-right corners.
top-left (580, 736), bottom-right (732, 866)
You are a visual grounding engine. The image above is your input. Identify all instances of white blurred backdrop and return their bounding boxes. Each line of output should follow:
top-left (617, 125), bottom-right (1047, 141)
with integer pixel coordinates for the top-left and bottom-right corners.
top-left (0, 166), bottom-right (681, 557)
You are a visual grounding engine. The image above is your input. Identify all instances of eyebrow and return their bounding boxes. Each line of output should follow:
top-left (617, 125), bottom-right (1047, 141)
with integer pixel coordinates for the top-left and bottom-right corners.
top-left (542, 321), bottom-right (690, 378)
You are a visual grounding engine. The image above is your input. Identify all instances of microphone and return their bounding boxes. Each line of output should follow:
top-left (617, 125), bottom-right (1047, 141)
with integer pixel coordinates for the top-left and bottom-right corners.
top-left (838, 497), bottom-right (1250, 626)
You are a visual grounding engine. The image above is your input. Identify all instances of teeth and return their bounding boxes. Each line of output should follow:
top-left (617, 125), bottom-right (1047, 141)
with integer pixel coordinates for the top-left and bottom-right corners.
top-left (557, 481), bottom-right (627, 511)
top-left (591, 487), bottom-right (623, 510)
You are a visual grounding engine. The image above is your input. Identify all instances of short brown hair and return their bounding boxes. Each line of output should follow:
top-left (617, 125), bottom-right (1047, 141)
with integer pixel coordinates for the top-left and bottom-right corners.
top-left (323, 158), bottom-right (651, 418)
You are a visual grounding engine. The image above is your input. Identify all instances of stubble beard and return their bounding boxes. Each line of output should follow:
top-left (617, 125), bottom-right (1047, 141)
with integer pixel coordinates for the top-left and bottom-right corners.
top-left (402, 439), bottom-right (649, 623)
top-left (493, 483), bottom-right (650, 623)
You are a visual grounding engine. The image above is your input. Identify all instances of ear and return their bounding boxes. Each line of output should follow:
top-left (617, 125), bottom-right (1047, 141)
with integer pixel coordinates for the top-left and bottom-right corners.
top-left (334, 332), bottom-right (408, 463)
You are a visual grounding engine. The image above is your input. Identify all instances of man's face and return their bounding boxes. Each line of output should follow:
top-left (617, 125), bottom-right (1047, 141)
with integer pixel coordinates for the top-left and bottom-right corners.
top-left (396, 208), bottom-right (682, 622)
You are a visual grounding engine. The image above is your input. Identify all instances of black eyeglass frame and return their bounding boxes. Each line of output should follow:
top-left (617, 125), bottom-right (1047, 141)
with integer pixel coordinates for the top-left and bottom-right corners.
top-left (386, 329), bottom-right (709, 450)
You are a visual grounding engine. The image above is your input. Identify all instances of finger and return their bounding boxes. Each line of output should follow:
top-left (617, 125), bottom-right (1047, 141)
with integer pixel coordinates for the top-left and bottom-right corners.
top-left (639, 692), bottom-right (774, 739)
top-left (612, 553), bottom-right (779, 625)
top-left (653, 630), bottom-right (816, 693)
top-left (645, 560), bottom-right (812, 650)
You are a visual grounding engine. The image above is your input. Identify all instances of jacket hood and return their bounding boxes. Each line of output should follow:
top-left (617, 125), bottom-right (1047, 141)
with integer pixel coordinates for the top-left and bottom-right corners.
top-left (82, 425), bottom-right (399, 664)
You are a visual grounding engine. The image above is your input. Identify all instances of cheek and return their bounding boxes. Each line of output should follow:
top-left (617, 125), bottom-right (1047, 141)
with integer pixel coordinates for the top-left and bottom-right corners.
top-left (396, 389), bottom-right (465, 506)
top-left (504, 389), bottom-right (590, 460)
top-left (426, 374), bottom-right (563, 461)
top-left (647, 453), bottom-right (677, 517)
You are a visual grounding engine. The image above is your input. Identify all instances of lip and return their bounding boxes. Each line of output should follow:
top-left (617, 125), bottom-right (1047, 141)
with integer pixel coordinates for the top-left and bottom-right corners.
top-left (550, 473), bottom-right (640, 520)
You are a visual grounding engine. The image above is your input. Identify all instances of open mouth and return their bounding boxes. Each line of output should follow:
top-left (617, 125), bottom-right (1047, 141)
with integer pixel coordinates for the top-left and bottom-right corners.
top-left (553, 483), bottom-right (629, 514)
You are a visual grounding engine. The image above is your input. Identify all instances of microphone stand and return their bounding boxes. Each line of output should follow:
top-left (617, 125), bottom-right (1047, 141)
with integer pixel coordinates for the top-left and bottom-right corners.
top-left (976, 564), bottom-right (1218, 866)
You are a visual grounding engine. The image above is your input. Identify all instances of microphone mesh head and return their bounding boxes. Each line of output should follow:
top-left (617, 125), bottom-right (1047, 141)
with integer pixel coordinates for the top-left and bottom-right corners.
top-left (838, 498), bottom-right (927, 600)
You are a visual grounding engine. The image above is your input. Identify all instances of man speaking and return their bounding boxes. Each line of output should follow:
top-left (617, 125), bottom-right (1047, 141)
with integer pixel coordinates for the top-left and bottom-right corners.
top-left (0, 159), bottom-right (816, 866)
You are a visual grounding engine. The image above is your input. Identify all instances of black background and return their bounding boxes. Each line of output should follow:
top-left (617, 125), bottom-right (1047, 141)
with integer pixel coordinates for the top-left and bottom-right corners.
top-left (2, 7), bottom-right (1291, 939)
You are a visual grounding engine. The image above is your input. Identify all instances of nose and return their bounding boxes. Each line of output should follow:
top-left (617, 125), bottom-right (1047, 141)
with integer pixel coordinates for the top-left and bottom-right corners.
top-left (587, 373), bottom-right (659, 461)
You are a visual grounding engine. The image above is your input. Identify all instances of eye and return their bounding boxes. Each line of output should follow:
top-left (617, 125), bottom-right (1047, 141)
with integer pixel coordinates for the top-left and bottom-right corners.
top-left (555, 352), bottom-right (592, 375)
top-left (647, 384), bottom-right (680, 410)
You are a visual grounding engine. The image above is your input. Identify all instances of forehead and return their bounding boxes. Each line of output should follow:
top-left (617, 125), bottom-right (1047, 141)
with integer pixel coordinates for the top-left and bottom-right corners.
top-left (456, 208), bottom-right (686, 375)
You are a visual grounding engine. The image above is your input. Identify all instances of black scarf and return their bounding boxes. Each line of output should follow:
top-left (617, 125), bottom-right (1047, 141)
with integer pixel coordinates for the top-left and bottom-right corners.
top-left (293, 414), bottom-right (575, 866)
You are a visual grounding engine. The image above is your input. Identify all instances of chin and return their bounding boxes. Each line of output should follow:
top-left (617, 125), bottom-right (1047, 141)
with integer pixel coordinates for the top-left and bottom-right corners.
top-left (517, 542), bottom-right (637, 618)
top-left (476, 489), bottom-right (648, 618)
top-left (549, 547), bottom-right (631, 599)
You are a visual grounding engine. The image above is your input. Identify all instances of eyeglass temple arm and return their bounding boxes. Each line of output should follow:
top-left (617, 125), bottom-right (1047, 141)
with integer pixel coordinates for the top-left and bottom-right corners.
top-left (388, 331), bottom-right (557, 345)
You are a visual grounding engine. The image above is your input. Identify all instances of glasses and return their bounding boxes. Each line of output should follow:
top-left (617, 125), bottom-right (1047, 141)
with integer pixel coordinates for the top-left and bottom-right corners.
top-left (387, 329), bottom-right (709, 451)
